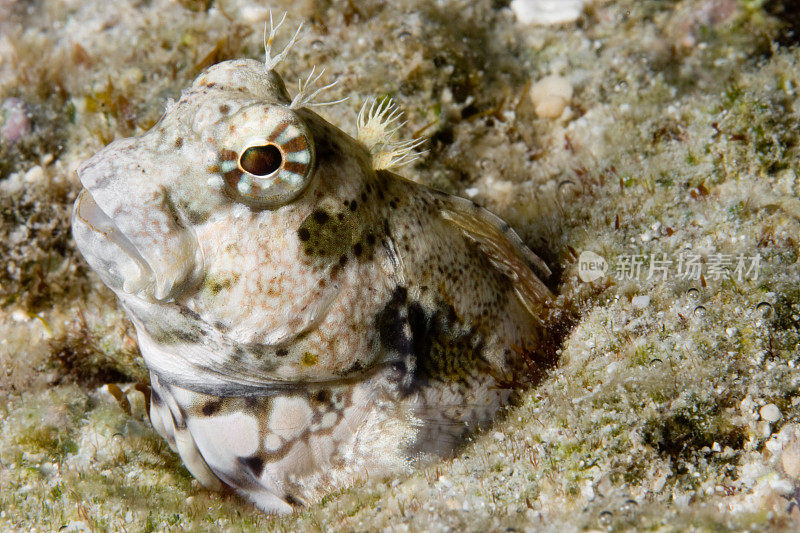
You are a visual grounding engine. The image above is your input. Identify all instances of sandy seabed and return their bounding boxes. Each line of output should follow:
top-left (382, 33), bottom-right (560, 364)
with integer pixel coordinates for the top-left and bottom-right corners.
top-left (1, 0), bottom-right (800, 531)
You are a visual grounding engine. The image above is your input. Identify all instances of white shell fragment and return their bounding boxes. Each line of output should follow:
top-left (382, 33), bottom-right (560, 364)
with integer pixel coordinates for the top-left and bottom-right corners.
top-left (510, 0), bottom-right (585, 26)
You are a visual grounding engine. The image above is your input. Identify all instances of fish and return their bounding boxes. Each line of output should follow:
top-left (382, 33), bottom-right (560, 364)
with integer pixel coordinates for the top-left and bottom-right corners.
top-left (71, 14), bottom-right (552, 514)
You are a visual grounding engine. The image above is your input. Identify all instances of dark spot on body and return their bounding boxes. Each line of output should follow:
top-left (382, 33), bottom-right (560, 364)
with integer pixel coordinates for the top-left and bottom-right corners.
top-left (353, 242), bottom-right (363, 256)
top-left (219, 104), bottom-right (230, 114)
top-left (202, 400), bottom-right (221, 416)
top-left (312, 210), bottom-right (329, 224)
top-left (361, 192), bottom-right (368, 202)
top-left (407, 301), bottom-right (429, 359)
top-left (392, 359), bottom-right (408, 376)
top-left (376, 286), bottom-right (411, 357)
top-left (367, 233), bottom-right (376, 245)
top-left (174, 137), bottom-right (183, 148)
top-left (240, 455), bottom-right (265, 477)
top-left (349, 201), bottom-right (357, 211)
top-left (339, 254), bottom-right (347, 265)
top-left (298, 227), bottom-right (310, 241)
top-left (276, 348), bottom-right (289, 357)
top-left (312, 390), bottom-right (330, 403)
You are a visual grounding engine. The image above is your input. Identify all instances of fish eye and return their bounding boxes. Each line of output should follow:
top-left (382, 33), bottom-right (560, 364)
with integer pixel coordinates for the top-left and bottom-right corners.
top-left (216, 105), bottom-right (315, 209)
top-left (239, 144), bottom-right (282, 176)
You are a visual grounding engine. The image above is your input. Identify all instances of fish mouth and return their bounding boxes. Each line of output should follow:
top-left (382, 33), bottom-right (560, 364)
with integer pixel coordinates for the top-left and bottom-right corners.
top-left (72, 134), bottom-right (204, 301)
top-left (72, 189), bottom-right (157, 297)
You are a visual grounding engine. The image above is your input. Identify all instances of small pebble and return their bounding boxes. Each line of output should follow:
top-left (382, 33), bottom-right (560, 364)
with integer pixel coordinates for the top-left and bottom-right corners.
top-left (631, 295), bottom-right (650, 309)
top-left (0, 97), bottom-right (33, 145)
top-left (760, 403), bottom-right (781, 423)
top-left (530, 75), bottom-right (573, 119)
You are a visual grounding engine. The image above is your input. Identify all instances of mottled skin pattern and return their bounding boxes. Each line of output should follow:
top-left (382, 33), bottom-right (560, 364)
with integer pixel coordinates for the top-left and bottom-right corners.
top-left (71, 57), bottom-right (552, 513)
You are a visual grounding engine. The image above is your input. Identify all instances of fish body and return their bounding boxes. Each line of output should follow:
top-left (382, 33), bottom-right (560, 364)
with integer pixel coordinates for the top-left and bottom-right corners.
top-left (72, 56), bottom-right (551, 513)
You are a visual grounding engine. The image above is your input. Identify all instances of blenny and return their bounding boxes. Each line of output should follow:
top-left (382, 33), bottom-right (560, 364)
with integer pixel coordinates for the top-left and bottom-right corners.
top-left (71, 14), bottom-right (552, 513)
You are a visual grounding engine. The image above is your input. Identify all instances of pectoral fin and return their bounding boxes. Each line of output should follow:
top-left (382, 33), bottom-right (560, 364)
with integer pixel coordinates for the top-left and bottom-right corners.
top-left (439, 196), bottom-right (552, 318)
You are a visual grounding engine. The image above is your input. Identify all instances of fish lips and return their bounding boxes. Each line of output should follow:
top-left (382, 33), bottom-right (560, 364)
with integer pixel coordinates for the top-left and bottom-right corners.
top-left (72, 139), bottom-right (203, 301)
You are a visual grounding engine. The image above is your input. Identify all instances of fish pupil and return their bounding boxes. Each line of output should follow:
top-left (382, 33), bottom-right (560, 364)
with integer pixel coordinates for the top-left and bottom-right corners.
top-left (240, 144), bottom-right (282, 176)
